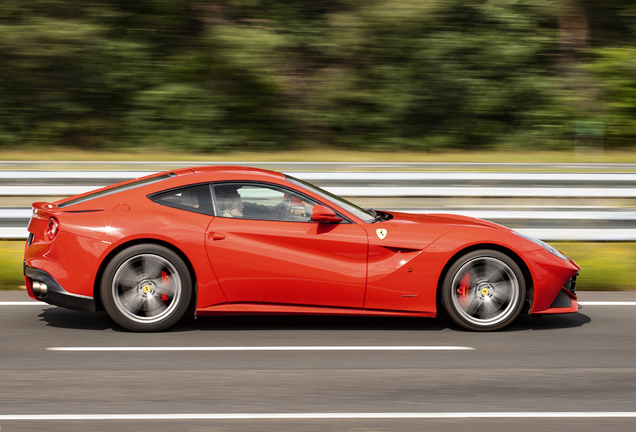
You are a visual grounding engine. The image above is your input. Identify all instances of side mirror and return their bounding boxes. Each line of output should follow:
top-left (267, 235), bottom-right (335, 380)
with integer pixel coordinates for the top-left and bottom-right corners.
top-left (311, 205), bottom-right (343, 224)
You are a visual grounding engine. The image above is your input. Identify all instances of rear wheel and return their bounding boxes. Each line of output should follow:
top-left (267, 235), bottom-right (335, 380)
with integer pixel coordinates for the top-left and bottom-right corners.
top-left (441, 250), bottom-right (525, 331)
top-left (100, 244), bottom-right (192, 332)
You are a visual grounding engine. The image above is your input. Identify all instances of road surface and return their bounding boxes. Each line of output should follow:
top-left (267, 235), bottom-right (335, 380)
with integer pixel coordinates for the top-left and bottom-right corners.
top-left (1, 290), bottom-right (635, 431)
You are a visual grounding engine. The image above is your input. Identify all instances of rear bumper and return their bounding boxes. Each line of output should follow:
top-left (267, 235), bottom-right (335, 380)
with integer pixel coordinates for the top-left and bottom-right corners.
top-left (25, 267), bottom-right (95, 313)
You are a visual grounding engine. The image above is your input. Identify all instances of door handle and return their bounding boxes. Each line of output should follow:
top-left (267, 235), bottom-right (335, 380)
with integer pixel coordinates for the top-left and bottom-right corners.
top-left (209, 232), bottom-right (226, 241)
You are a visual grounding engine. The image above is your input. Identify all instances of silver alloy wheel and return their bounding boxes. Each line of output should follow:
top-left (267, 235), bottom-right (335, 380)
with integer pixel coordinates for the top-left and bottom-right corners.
top-left (111, 253), bottom-right (182, 324)
top-left (450, 256), bottom-right (520, 327)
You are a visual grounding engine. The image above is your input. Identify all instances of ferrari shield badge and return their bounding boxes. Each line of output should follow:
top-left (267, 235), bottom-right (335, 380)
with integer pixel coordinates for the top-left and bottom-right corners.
top-left (376, 228), bottom-right (387, 240)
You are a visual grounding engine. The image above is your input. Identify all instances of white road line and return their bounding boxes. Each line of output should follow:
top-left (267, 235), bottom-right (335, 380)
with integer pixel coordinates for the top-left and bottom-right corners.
top-left (46, 346), bottom-right (474, 352)
top-left (1, 412), bottom-right (636, 420)
top-left (578, 301), bottom-right (636, 306)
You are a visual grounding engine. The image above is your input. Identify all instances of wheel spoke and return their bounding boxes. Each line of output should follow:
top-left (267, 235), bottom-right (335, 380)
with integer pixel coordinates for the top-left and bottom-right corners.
top-left (142, 257), bottom-right (163, 280)
top-left (465, 296), bottom-right (482, 316)
top-left (479, 297), bottom-right (496, 319)
top-left (491, 281), bottom-right (512, 304)
top-left (152, 282), bottom-right (175, 299)
top-left (117, 266), bottom-right (140, 289)
top-left (149, 274), bottom-right (175, 292)
top-left (483, 260), bottom-right (503, 282)
top-left (144, 294), bottom-right (167, 317)
top-left (119, 289), bottom-right (144, 315)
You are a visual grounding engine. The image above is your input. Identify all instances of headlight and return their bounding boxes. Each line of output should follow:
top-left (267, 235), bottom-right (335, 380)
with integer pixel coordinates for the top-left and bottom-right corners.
top-left (513, 232), bottom-right (568, 261)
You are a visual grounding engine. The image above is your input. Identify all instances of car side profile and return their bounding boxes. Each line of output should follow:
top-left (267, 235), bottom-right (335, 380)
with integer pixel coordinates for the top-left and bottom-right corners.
top-left (24, 166), bottom-right (580, 332)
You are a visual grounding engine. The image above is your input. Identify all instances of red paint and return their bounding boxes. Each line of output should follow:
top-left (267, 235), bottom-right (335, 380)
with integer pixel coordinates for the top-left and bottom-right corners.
top-left (24, 166), bottom-right (581, 326)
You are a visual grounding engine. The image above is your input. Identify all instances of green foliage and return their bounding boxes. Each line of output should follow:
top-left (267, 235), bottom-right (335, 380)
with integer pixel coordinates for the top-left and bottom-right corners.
top-left (585, 46), bottom-right (636, 147)
top-left (0, 0), bottom-right (634, 152)
top-left (0, 241), bottom-right (25, 290)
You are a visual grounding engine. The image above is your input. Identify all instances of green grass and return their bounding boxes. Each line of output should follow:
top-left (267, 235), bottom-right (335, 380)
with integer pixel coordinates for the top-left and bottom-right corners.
top-left (553, 242), bottom-right (636, 291)
top-left (0, 241), bottom-right (25, 290)
top-left (1, 148), bottom-right (636, 165)
top-left (5, 240), bottom-right (636, 291)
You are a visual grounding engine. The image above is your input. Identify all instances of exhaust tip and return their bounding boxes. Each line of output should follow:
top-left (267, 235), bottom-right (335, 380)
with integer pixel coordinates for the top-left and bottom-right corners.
top-left (32, 281), bottom-right (48, 297)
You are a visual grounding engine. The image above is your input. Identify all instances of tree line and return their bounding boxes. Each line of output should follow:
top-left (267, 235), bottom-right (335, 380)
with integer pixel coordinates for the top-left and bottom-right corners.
top-left (1, 0), bottom-right (635, 152)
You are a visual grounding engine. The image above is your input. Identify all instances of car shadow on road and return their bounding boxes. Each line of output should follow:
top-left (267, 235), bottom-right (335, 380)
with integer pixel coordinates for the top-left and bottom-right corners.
top-left (504, 312), bottom-right (591, 331)
top-left (175, 314), bottom-right (454, 332)
top-left (38, 308), bottom-right (113, 331)
top-left (179, 311), bottom-right (591, 333)
top-left (38, 307), bottom-right (591, 333)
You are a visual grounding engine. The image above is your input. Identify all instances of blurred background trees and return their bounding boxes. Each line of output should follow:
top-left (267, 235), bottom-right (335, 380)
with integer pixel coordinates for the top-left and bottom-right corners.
top-left (0, 0), bottom-right (635, 153)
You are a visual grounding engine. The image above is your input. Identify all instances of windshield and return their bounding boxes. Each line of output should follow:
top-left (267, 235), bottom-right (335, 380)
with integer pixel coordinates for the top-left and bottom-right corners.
top-left (286, 175), bottom-right (376, 223)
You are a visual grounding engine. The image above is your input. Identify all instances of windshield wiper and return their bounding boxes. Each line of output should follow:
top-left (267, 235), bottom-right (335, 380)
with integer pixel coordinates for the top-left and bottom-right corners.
top-left (370, 210), bottom-right (386, 223)
top-left (370, 210), bottom-right (393, 223)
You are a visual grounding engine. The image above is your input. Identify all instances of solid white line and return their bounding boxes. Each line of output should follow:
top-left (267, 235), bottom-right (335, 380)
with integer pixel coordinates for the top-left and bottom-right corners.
top-left (579, 301), bottom-right (636, 306)
top-left (1, 412), bottom-right (636, 421)
top-left (46, 346), bottom-right (474, 352)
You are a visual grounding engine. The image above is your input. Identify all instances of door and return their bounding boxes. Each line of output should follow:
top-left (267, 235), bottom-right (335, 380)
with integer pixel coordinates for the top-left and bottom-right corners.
top-left (205, 182), bottom-right (368, 308)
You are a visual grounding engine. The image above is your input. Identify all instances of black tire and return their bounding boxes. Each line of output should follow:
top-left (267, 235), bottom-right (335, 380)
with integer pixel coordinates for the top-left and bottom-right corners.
top-left (100, 244), bottom-right (192, 332)
top-left (441, 250), bottom-right (526, 331)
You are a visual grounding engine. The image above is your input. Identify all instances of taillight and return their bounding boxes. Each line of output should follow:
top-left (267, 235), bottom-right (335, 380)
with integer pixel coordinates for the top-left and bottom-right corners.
top-left (46, 217), bottom-right (59, 240)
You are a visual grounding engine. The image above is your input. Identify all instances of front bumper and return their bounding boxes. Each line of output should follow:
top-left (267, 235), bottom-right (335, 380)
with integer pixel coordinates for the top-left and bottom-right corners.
top-left (25, 267), bottom-right (95, 313)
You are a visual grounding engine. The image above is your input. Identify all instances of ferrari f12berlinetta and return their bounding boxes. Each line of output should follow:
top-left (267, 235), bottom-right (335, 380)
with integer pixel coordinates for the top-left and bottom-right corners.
top-left (24, 166), bottom-right (580, 332)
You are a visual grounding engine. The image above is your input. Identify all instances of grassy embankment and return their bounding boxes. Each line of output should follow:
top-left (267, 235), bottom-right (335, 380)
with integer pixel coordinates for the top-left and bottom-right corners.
top-left (2, 148), bottom-right (636, 165)
top-left (3, 148), bottom-right (635, 290)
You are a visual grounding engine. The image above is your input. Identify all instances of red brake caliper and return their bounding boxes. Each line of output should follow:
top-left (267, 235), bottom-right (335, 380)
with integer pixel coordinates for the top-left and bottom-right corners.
top-left (458, 272), bottom-right (471, 309)
top-left (161, 271), bottom-right (170, 303)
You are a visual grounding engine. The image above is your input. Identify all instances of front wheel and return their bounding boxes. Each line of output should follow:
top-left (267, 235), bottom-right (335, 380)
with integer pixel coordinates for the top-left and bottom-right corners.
top-left (100, 244), bottom-right (192, 332)
top-left (441, 250), bottom-right (526, 331)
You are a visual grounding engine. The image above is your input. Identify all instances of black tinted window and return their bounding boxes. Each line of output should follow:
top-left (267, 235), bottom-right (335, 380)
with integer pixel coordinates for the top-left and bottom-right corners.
top-left (149, 184), bottom-right (214, 216)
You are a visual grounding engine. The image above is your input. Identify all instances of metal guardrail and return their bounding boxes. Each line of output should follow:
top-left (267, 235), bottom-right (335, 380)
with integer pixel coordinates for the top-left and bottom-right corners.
top-left (2, 168), bottom-right (636, 241)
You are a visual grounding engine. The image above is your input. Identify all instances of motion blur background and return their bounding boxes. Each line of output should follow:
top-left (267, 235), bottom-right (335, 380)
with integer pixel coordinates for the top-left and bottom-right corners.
top-left (1, 0), bottom-right (636, 290)
top-left (1, 0), bottom-right (634, 152)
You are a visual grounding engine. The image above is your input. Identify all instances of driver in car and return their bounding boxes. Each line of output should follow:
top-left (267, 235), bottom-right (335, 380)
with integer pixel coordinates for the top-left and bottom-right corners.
top-left (216, 186), bottom-right (309, 221)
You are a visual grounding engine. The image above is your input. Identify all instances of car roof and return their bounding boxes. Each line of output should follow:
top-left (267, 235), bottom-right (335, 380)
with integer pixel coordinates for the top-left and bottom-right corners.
top-left (188, 165), bottom-right (285, 180)
top-left (53, 166), bottom-right (286, 209)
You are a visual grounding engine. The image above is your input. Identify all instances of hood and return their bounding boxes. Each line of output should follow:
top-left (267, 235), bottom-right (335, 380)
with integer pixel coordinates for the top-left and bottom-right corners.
top-left (386, 211), bottom-right (509, 231)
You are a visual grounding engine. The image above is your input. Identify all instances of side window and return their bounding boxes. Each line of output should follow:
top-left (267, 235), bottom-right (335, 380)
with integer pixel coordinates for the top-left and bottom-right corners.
top-left (149, 184), bottom-right (214, 216)
top-left (213, 183), bottom-right (318, 222)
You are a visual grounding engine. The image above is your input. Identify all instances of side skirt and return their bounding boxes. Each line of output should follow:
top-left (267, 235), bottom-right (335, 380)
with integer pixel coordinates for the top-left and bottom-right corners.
top-left (196, 302), bottom-right (435, 318)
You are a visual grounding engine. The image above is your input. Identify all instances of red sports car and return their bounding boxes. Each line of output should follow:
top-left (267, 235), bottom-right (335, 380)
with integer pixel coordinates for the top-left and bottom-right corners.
top-left (24, 166), bottom-right (580, 332)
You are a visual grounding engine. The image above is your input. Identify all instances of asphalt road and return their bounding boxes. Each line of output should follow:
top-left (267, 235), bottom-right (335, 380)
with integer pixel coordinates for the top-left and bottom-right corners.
top-left (1, 290), bottom-right (635, 432)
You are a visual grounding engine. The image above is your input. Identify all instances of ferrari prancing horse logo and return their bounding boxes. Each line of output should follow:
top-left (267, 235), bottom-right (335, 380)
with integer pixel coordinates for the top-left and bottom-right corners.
top-left (376, 228), bottom-right (387, 240)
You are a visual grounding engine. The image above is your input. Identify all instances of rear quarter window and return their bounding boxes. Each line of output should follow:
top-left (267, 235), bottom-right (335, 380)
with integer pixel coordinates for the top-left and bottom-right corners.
top-left (149, 184), bottom-right (214, 216)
